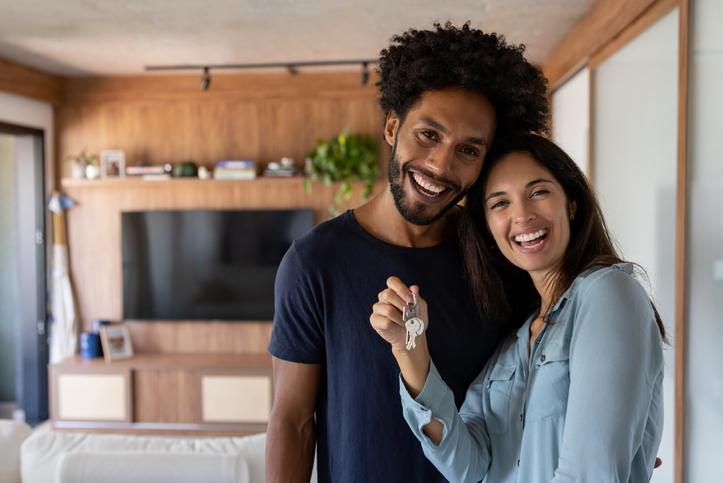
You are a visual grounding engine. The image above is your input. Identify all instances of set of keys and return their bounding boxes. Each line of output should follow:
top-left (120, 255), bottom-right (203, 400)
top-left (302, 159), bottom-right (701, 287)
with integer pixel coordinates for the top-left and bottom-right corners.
top-left (402, 292), bottom-right (425, 350)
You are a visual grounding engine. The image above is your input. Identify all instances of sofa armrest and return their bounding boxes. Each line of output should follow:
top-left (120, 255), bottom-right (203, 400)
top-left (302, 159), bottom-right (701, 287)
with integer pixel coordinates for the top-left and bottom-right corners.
top-left (57, 451), bottom-right (249, 483)
top-left (0, 420), bottom-right (33, 483)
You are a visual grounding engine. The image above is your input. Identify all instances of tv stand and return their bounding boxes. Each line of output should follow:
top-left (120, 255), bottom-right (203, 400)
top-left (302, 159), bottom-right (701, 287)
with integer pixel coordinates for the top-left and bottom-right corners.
top-left (49, 353), bottom-right (273, 436)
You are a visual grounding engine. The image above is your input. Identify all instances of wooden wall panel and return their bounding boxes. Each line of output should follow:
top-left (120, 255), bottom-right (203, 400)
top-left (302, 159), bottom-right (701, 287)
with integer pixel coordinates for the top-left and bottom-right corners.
top-left (543, 0), bottom-right (660, 89)
top-left (0, 56), bottom-right (63, 104)
top-left (62, 177), bottom-right (384, 354)
top-left (56, 71), bottom-right (384, 178)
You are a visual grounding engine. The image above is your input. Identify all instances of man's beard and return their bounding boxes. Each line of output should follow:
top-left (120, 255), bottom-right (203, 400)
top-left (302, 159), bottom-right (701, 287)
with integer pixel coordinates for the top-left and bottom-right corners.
top-left (388, 140), bottom-right (468, 226)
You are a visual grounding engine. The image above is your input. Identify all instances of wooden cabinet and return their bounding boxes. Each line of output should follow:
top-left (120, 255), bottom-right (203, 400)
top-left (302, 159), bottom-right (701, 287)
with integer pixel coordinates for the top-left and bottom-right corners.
top-left (49, 353), bottom-right (273, 435)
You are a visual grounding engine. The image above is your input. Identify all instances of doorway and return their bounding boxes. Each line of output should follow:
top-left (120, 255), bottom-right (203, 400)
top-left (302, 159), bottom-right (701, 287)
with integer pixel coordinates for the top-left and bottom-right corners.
top-left (0, 121), bottom-right (48, 425)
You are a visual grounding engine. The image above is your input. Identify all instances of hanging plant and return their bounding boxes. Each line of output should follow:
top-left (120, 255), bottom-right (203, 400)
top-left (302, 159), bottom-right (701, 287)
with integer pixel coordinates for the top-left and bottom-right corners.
top-left (304, 129), bottom-right (380, 216)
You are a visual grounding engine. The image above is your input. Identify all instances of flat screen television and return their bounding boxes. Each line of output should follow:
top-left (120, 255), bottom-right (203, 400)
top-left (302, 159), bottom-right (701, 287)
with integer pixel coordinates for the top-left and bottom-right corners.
top-left (122, 209), bottom-right (314, 321)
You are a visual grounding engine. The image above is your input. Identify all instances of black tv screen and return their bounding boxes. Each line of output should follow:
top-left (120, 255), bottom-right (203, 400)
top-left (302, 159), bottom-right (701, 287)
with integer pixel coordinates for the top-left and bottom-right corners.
top-left (122, 209), bottom-right (314, 321)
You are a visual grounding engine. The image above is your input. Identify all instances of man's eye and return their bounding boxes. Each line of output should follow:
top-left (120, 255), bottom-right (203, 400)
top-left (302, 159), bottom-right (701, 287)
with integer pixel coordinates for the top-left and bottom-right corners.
top-left (460, 147), bottom-right (479, 157)
top-left (420, 130), bottom-right (436, 140)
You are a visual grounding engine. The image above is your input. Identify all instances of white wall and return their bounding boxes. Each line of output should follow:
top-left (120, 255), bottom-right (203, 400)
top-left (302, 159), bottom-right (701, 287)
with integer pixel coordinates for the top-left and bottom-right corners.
top-left (592, 9), bottom-right (679, 483)
top-left (686, 0), bottom-right (723, 480)
top-left (0, 90), bottom-right (54, 189)
top-left (552, 67), bottom-right (590, 178)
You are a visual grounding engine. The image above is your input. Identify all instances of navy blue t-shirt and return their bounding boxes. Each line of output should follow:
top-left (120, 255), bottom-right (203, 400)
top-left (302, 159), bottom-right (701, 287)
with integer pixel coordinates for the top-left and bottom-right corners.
top-left (268, 210), bottom-right (502, 483)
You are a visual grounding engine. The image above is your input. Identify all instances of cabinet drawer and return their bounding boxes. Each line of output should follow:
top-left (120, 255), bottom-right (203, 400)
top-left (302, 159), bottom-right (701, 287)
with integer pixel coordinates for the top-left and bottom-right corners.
top-left (57, 374), bottom-right (129, 421)
top-left (200, 374), bottom-right (271, 423)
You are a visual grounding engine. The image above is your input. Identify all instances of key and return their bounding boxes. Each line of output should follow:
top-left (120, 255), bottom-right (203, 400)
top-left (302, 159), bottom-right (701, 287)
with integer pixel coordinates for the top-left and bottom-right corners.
top-left (403, 292), bottom-right (425, 350)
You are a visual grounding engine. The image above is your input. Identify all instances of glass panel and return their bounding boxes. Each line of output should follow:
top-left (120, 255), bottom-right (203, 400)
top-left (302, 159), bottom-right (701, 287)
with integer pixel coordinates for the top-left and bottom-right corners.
top-left (687, 0), bottom-right (723, 480)
top-left (592, 9), bottom-right (679, 483)
top-left (0, 133), bottom-right (18, 407)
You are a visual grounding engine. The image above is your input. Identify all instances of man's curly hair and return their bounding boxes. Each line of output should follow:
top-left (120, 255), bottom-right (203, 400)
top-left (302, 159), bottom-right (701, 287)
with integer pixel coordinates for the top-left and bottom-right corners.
top-left (377, 22), bottom-right (549, 137)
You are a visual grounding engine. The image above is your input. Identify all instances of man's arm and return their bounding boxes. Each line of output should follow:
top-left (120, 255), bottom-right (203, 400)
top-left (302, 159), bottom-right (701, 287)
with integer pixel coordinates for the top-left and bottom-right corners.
top-left (266, 357), bottom-right (321, 483)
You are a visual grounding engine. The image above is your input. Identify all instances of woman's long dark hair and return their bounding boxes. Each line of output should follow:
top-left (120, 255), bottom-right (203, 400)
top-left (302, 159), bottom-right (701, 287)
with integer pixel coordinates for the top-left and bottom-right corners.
top-left (459, 134), bottom-right (666, 340)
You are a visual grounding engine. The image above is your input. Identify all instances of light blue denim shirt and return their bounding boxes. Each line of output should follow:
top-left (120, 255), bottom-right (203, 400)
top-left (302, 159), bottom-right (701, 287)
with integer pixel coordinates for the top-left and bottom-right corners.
top-left (400, 263), bottom-right (664, 482)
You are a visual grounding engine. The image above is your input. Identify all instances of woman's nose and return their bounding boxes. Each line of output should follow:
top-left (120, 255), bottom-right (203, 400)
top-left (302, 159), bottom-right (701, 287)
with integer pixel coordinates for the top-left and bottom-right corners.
top-left (512, 201), bottom-right (536, 224)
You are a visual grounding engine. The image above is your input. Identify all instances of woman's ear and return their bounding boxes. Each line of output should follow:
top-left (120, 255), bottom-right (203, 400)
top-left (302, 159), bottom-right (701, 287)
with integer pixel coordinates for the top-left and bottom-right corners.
top-left (384, 112), bottom-right (399, 147)
top-left (569, 200), bottom-right (578, 221)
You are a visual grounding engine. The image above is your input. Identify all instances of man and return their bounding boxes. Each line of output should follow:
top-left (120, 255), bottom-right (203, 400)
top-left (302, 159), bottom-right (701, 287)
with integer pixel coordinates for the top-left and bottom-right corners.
top-left (267, 23), bottom-right (548, 482)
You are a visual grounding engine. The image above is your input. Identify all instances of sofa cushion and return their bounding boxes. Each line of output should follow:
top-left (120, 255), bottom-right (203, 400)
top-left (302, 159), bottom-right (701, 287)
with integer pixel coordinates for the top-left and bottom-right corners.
top-left (21, 426), bottom-right (266, 483)
top-left (56, 451), bottom-right (249, 483)
top-left (0, 420), bottom-right (33, 483)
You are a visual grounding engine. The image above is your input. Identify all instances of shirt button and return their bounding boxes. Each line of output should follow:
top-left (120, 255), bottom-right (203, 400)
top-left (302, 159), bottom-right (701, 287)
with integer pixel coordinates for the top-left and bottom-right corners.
top-left (517, 459), bottom-right (520, 466)
top-left (540, 354), bottom-right (546, 362)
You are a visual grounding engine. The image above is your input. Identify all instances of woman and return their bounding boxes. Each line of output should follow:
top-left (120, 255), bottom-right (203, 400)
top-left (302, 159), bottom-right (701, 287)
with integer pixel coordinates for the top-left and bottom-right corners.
top-left (370, 134), bottom-right (665, 482)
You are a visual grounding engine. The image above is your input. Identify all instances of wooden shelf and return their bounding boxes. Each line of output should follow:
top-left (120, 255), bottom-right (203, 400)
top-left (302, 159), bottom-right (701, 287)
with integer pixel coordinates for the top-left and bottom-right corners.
top-left (54, 353), bottom-right (272, 370)
top-left (50, 353), bottom-right (273, 436)
top-left (61, 176), bottom-right (310, 189)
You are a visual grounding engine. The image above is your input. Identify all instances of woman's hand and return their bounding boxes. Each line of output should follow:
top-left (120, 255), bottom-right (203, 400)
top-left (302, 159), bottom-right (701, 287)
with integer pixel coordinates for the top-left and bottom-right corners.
top-left (370, 276), bottom-right (431, 396)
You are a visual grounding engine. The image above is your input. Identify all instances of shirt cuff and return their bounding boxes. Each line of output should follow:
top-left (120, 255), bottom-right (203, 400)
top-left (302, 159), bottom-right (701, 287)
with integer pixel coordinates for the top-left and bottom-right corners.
top-left (399, 361), bottom-right (457, 445)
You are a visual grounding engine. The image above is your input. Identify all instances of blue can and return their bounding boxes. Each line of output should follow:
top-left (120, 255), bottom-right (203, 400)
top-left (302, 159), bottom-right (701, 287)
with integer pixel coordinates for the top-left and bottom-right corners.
top-left (80, 332), bottom-right (102, 360)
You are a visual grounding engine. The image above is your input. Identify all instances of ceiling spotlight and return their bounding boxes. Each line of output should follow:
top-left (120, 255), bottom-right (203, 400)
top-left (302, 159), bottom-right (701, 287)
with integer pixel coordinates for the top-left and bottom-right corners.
top-left (200, 66), bottom-right (211, 91)
top-left (360, 62), bottom-right (369, 86)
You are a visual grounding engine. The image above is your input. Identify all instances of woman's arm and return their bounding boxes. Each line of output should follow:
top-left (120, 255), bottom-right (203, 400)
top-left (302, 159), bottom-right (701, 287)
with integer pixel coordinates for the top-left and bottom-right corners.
top-left (370, 276), bottom-right (493, 482)
top-left (552, 267), bottom-right (664, 482)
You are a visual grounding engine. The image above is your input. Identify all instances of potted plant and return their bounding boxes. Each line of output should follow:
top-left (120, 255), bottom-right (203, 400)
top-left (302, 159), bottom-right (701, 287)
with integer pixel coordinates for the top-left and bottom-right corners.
top-left (305, 129), bottom-right (380, 216)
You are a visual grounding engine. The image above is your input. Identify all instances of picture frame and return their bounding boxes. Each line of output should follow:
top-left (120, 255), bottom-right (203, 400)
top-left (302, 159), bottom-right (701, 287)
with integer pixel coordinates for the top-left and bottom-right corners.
top-left (100, 324), bottom-right (134, 362)
top-left (100, 149), bottom-right (126, 178)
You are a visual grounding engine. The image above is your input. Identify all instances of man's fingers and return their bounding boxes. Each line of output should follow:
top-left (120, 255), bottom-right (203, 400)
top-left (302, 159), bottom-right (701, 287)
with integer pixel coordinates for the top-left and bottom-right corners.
top-left (386, 276), bottom-right (413, 303)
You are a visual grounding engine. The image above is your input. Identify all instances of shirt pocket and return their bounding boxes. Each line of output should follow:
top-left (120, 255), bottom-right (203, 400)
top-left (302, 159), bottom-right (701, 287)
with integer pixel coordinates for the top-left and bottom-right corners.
top-left (527, 342), bottom-right (570, 422)
top-left (485, 364), bottom-right (516, 433)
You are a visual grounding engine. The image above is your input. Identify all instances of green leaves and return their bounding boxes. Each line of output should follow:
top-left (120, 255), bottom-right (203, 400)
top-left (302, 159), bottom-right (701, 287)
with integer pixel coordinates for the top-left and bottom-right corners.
top-left (305, 129), bottom-right (380, 217)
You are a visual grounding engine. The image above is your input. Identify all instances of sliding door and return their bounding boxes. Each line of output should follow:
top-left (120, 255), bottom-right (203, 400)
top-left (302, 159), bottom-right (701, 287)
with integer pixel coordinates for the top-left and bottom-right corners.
top-left (686, 0), bottom-right (723, 480)
top-left (591, 9), bottom-right (679, 483)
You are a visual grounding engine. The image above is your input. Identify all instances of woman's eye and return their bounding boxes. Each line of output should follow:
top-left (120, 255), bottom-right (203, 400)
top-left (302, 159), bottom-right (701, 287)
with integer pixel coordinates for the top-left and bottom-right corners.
top-left (489, 200), bottom-right (508, 210)
top-left (531, 189), bottom-right (549, 197)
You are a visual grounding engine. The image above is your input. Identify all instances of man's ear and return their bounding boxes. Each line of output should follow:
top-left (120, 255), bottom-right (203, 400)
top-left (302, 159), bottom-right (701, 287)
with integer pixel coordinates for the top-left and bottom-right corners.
top-left (384, 112), bottom-right (400, 147)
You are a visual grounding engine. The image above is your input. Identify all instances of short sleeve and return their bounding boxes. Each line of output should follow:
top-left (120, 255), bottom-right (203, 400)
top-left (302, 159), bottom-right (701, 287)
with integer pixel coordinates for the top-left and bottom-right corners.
top-left (268, 243), bottom-right (325, 364)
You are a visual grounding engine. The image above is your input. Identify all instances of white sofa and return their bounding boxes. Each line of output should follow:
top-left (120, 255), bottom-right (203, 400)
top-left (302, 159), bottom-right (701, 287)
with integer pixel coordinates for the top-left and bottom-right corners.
top-left (0, 420), bottom-right (317, 483)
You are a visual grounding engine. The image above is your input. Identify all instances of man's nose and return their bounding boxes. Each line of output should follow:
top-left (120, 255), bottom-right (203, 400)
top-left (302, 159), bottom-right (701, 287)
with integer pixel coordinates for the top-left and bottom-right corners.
top-left (425, 144), bottom-right (456, 174)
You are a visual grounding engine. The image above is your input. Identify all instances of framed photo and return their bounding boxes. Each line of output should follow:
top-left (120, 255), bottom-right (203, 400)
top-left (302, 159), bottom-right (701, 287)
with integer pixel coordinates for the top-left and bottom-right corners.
top-left (100, 324), bottom-right (134, 362)
top-left (100, 149), bottom-right (126, 178)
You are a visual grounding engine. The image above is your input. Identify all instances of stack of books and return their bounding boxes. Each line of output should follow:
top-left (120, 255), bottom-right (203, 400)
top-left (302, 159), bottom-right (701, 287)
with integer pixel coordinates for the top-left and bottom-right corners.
top-left (213, 160), bottom-right (257, 180)
top-left (125, 165), bottom-right (171, 180)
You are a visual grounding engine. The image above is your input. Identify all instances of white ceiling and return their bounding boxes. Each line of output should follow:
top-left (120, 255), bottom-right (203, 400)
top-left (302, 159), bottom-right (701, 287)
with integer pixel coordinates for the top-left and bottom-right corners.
top-left (0, 0), bottom-right (594, 77)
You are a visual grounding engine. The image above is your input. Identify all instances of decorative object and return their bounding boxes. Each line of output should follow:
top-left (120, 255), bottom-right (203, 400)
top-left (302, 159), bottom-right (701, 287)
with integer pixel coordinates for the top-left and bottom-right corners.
top-left (197, 166), bottom-right (210, 179)
top-left (263, 157), bottom-right (299, 177)
top-left (66, 150), bottom-right (98, 180)
top-left (100, 150), bottom-right (126, 178)
top-left (79, 332), bottom-right (102, 360)
top-left (173, 161), bottom-right (198, 177)
top-left (305, 129), bottom-right (379, 216)
top-left (48, 192), bottom-right (79, 364)
top-left (100, 324), bottom-right (134, 362)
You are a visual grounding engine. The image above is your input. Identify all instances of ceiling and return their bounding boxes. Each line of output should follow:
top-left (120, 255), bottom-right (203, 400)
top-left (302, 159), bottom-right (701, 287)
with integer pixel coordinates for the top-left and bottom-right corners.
top-left (0, 0), bottom-right (595, 77)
